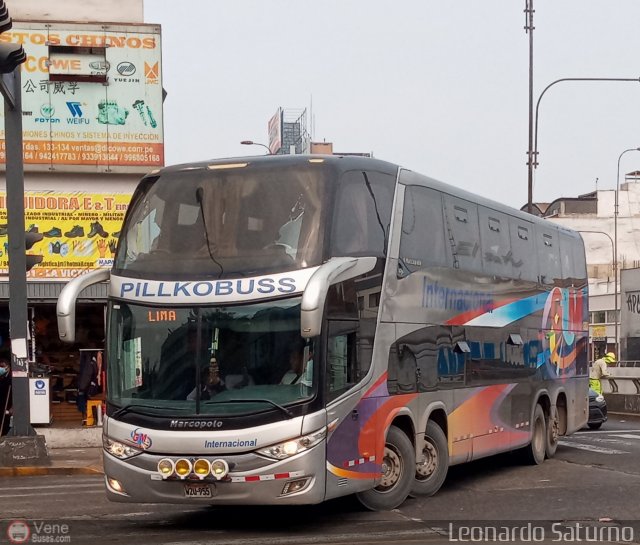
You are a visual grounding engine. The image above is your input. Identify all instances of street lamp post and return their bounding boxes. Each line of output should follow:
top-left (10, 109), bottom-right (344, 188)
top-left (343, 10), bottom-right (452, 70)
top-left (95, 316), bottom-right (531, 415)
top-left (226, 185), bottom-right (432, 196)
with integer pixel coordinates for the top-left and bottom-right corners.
top-left (240, 140), bottom-right (272, 154)
top-left (614, 147), bottom-right (640, 357)
top-left (577, 230), bottom-right (615, 359)
top-left (527, 77), bottom-right (640, 213)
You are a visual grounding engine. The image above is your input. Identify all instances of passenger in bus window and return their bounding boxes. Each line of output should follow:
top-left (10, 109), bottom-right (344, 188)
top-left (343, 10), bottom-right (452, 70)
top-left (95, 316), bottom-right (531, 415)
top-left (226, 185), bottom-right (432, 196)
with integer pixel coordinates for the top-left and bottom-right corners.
top-left (187, 357), bottom-right (226, 400)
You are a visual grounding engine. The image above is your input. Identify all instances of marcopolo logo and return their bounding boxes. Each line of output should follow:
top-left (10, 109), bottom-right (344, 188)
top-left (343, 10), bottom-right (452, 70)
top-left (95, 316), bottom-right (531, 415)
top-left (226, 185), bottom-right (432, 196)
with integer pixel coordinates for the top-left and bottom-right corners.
top-left (117, 61), bottom-right (136, 76)
top-left (170, 419), bottom-right (223, 429)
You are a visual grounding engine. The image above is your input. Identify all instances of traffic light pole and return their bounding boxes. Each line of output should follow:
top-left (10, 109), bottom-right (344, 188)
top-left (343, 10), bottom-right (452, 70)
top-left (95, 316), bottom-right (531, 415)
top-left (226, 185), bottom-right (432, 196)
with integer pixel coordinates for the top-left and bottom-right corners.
top-left (0, 68), bottom-right (47, 465)
top-left (4, 68), bottom-right (34, 437)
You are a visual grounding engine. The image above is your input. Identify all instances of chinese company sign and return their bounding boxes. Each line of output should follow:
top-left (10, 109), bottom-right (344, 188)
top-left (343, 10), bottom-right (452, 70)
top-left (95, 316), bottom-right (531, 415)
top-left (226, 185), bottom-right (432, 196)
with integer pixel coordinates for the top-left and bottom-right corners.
top-left (0, 22), bottom-right (164, 172)
top-left (0, 191), bottom-right (131, 279)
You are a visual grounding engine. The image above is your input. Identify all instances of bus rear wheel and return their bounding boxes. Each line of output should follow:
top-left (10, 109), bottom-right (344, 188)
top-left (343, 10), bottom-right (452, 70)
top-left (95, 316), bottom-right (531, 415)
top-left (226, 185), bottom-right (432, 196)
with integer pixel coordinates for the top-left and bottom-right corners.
top-left (545, 405), bottom-right (560, 458)
top-left (410, 420), bottom-right (449, 497)
top-left (521, 404), bottom-right (546, 465)
top-left (356, 425), bottom-right (415, 511)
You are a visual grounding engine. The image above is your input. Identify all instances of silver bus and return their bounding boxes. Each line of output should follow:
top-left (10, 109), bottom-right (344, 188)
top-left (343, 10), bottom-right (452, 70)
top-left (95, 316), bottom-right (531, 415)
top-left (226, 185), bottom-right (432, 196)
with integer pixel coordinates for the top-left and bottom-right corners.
top-left (58, 155), bottom-right (588, 510)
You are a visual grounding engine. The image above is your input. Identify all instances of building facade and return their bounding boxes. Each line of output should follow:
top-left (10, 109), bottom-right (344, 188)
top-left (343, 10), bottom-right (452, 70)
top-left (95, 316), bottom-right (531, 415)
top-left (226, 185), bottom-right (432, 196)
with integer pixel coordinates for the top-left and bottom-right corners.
top-left (1, 0), bottom-right (162, 425)
top-left (526, 173), bottom-right (640, 360)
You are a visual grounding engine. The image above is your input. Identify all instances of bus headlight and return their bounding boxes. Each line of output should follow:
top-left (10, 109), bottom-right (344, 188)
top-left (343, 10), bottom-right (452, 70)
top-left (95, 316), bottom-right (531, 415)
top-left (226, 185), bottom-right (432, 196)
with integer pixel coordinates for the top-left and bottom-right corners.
top-left (257, 428), bottom-right (326, 460)
top-left (103, 436), bottom-right (142, 460)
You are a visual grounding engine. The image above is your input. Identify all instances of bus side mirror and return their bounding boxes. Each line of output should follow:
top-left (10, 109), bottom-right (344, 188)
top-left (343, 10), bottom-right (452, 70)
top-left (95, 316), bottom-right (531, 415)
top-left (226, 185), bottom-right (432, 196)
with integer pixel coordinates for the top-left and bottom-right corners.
top-left (300, 257), bottom-right (377, 338)
top-left (57, 269), bottom-right (110, 343)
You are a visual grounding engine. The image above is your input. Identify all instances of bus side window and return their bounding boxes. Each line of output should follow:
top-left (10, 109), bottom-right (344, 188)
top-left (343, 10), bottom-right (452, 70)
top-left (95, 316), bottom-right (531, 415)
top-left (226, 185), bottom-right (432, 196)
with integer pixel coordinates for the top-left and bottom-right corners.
top-left (443, 196), bottom-right (482, 273)
top-left (478, 208), bottom-right (512, 278)
top-left (535, 227), bottom-right (561, 285)
top-left (399, 186), bottom-right (448, 275)
top-left (508, 220), bottom-right (537, 282)
top-left (326, 321), bottom-right (372, 402)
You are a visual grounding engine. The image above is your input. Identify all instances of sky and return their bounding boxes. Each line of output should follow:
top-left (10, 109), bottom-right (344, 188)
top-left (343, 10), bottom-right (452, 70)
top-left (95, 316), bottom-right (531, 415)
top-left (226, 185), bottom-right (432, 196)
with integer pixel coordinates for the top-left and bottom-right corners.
top-left (142, 1), bottom-right (640, 210)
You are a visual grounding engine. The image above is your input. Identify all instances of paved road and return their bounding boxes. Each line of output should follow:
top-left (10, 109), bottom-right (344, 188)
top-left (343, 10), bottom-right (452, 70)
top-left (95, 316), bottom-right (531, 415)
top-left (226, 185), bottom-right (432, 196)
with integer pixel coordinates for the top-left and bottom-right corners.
top-left (1, 415), bottom-right (639, 544)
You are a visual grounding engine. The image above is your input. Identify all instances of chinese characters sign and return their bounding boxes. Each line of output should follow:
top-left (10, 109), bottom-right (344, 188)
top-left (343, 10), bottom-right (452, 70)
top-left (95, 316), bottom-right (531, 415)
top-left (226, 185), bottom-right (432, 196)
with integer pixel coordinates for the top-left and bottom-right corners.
top-left (0, 22), bottom-right (164, 172)
top-left (0, 191), bottom-right (131, 279)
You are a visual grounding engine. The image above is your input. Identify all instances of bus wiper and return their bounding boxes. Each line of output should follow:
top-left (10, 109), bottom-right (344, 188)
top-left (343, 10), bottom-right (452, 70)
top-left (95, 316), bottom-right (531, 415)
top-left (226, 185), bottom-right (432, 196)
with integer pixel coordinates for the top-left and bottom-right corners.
top-left (204, 398), bottom-right (294, 418)
top-left (195, 186), bottom-right (224, 277)
top-left (111, 403), bottom-right (167, 419)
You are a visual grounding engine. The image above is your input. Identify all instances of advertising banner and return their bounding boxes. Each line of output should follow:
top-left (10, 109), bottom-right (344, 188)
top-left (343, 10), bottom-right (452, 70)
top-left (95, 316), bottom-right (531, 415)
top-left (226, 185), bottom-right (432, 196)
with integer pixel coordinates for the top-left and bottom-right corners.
top-left (0, 22), bottom-right (164, 172)
top-left (0, 191), bottom-right (131, 279)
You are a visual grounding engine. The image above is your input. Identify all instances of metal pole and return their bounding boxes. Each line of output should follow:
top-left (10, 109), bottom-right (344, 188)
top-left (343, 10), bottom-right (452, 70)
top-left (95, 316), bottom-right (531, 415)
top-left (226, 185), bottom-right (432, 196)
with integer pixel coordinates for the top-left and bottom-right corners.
top-left (525, 0), bottom-right (534, 214)
top-left (528, 76), bottom-right (640, 212)
top-left (4, 68), bottom-right (36, 437)
top-left (615, 148), bottom-right (640, 359)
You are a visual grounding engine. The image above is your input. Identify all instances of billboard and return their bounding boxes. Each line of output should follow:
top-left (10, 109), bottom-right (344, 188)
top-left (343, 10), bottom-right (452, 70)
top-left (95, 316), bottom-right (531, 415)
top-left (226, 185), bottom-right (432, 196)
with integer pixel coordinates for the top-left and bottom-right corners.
top-left (0, 191), bottom-right (131, 279)
top-left (267, 108), bottom-right (282, 155)
top-left (0, 22), bottom-right (164, 172)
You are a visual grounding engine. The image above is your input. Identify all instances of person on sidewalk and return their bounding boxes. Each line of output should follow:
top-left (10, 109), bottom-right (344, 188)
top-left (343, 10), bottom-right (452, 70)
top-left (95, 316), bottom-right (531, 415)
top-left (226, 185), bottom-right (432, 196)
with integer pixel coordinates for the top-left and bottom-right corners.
top-left (77, 352), bottom-right (99, 424)
top-left (0, 358), bottom-right (12, 436)
top-left (589, 352), bottom-right (615, 395)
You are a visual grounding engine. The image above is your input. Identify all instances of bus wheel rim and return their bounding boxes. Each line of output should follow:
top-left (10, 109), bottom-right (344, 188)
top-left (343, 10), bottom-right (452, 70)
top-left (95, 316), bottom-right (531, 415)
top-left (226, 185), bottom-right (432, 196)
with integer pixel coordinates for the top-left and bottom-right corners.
top-left (378, 444), bottom-right (402, 490)
top-left (416, 440), bottom-right (437, 479)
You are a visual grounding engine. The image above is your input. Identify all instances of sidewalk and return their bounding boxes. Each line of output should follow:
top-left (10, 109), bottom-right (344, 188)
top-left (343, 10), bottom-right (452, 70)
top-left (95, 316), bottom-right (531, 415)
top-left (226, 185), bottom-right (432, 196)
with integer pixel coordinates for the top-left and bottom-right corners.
top-left (0, 446), bottom-right (103, 476)
top-left (0, 426), bottom-right (104, 477)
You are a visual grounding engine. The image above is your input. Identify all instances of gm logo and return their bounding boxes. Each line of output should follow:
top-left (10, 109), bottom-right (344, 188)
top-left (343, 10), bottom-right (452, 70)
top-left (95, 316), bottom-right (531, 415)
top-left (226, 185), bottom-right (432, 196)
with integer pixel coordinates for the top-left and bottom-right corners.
top-left (117, 62), bottom-right (136, 76)
top-left (66, 102), bottom-right (83, 117)
top-left (40, 104), bottom-right (54, 118)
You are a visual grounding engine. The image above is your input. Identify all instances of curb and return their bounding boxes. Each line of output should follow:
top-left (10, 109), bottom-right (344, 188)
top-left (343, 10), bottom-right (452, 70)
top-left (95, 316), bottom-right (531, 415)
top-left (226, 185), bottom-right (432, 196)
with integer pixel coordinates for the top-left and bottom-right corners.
top-left (0, 465), bottom-right (103, 477)
top-left (0, 466), bottom-right (103, 477)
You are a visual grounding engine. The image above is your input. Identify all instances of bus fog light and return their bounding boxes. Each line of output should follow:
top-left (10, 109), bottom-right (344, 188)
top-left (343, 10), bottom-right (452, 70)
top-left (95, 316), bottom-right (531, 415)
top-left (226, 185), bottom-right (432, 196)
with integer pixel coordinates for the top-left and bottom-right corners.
top-left (157, 458), bottom-right (175, 478)
top-left (281, 478), bottom-right (311, 496)
top-left (193, 459), bottom-right (211, 479)
top-left (210, 459), bottom-right (229, 480)
top-left (174, 458), bottom-right (192, 479)
top-left (107, 477), bottom-right (126, 494)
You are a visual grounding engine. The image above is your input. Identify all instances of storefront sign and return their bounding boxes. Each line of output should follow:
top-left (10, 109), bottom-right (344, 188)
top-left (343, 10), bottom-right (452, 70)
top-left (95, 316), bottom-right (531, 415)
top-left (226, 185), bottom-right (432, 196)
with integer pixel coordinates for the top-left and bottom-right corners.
top-left (0, 191), bottom-right (131, 279)
top-left (0, 22), bottom-right (164, 172)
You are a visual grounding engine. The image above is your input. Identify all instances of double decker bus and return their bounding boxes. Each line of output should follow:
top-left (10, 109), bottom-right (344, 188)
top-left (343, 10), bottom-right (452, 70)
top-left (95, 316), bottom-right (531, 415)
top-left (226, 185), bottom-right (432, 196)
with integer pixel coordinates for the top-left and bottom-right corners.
top-left (58, 155), bottom-right (588, 510)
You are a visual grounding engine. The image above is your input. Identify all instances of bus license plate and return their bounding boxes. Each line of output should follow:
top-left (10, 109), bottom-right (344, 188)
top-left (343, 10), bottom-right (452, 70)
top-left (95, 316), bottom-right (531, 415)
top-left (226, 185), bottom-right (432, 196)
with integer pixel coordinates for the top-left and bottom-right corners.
top-left (184, 483), bottom-right (215, 498)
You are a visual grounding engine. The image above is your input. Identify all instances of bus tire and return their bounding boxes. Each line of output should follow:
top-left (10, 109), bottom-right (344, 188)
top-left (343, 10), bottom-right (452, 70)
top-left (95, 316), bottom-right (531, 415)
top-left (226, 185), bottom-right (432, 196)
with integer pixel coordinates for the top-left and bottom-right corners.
top-left (410, 420), bottom-right (449, 497)
top-left (521, 404), bottom-right (546, 465)
top-left (545, 405), bottom-right (559, 458)
top-left (356, 425), bottom-right (415, 511)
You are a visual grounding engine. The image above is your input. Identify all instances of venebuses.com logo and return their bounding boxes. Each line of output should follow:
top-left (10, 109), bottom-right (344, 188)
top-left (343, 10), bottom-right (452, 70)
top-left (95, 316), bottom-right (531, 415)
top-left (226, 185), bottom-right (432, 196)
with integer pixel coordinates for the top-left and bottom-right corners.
top-left (6, 520), bottom-right (71, 543)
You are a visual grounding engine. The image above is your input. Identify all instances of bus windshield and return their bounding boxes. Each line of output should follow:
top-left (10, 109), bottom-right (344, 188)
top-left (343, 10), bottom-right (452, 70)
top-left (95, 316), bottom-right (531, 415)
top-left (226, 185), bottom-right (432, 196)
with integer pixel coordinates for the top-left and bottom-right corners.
top-left (115, 163), bottom-right (327, 279)
top-left (107, 297), bottom-right (317, 417)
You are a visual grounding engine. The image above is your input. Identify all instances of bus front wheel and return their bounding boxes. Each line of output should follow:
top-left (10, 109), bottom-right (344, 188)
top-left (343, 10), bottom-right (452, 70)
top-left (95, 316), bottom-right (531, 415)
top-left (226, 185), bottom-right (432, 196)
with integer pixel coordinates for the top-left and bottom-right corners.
top-left (410, 420), bottom-right (449, 497)
top-left (356, 425), bottom-right (415, 511)
top-left (521, 404), bottom-right (546, 465)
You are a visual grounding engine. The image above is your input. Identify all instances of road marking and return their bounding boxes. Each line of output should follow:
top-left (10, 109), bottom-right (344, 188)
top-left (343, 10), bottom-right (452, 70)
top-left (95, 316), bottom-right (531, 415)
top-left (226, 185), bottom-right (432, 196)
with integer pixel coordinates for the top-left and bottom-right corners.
top-left (0, 483), bottom-right (103, 492)
top-left (558, 440), bottom-right (630, 454)
top-left (1, 490), bottom-right (105, 498)
top-left (575, 429), bottom-right (640, 435)
top-left (609, 434), bottom-right (640, 440)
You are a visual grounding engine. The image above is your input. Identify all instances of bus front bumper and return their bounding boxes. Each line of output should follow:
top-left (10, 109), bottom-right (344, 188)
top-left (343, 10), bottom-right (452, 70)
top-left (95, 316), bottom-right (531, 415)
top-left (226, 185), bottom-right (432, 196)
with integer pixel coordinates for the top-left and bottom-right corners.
top-left (102, 444), bottom-right (326, 505)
